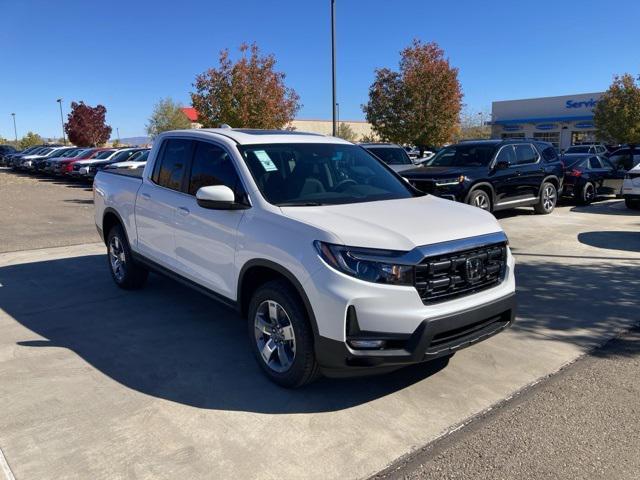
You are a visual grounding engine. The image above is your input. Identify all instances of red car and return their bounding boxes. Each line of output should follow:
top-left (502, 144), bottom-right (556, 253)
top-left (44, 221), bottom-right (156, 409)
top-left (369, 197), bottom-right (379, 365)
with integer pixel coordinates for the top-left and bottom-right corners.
top-left (54, 148), bottom-right (112, 175)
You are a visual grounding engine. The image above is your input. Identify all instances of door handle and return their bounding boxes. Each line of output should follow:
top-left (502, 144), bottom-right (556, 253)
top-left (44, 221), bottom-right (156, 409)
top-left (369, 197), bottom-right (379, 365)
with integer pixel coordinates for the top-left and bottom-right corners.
top-left (140, 193), bottom-right (151, 200)
top-left (177, 206), bottom-right (190, 216)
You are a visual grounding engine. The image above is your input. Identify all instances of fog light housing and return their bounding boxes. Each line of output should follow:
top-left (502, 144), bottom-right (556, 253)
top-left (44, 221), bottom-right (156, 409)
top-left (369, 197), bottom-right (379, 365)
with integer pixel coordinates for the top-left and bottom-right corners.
top-left (348, 339), bottom-right (386, 349)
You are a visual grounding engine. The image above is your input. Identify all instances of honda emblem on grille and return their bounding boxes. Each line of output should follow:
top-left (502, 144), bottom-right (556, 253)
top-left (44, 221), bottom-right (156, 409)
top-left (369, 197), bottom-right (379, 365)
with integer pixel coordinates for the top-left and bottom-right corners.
top-left (465, 256), bottom-right (484, 282)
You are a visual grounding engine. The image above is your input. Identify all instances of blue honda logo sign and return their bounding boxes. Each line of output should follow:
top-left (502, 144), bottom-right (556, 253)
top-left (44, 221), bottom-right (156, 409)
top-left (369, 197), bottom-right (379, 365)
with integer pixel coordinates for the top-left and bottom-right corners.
top-left (536, 123), bottom-right (557, 131)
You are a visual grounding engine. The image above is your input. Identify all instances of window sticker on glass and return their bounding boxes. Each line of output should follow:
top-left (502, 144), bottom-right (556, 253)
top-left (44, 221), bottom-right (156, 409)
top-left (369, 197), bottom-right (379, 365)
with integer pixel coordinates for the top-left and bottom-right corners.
top-left (254, 150), bottom-right (278, 171)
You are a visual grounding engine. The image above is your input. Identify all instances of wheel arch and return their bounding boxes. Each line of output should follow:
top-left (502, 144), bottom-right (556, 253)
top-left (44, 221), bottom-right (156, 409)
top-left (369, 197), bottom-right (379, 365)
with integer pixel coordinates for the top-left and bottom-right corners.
top-left (102, 208), bottom-right (129, 246)
top-left (465, 182), bottom-right (496, 206)
top-left (539, 175), bottom-right (560, 195)
top-left (237, 260), bottom-right (320, 339)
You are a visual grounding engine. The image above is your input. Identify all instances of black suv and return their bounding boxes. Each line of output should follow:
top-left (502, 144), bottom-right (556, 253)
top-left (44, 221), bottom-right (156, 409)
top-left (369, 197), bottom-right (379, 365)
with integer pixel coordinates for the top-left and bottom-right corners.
top-left (402, 139), bottom-right (564, 214)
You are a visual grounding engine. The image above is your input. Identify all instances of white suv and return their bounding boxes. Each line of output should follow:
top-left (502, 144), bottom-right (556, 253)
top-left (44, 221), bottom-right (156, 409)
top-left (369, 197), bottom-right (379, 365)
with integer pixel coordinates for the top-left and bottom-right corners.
top-left (622, 164), bottom-right (640, 209)
top-left (94, 129), bottom-right (516, 387)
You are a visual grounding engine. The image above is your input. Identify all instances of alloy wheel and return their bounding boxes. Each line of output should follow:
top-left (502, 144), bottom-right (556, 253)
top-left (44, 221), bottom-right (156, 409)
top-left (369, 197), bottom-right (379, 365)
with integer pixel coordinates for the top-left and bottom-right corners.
top-left (584, 184), bottom-right (595, 203)
top-left (543, 185), bottom-right (556, 211)
top-left (109, 235), bottom-right (127, 282)
top-left (254, 300), bottom-right (296, 373)
top-left (474, 194), bottom-right (490, 210)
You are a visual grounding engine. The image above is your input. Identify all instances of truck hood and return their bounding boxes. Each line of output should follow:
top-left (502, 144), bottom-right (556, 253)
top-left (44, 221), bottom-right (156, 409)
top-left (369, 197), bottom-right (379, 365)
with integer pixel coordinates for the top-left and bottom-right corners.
top-left (280, 195), bottom-right (503, 251)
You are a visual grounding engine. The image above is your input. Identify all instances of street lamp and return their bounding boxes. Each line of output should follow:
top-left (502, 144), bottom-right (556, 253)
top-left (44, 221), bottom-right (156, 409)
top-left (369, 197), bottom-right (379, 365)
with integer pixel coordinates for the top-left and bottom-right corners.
top-left (331, 0), bottom-right (337, 136)
top-left (56, 98), bottom-right (66, 145)
top-left (10, 113), bottom-right (17, 143)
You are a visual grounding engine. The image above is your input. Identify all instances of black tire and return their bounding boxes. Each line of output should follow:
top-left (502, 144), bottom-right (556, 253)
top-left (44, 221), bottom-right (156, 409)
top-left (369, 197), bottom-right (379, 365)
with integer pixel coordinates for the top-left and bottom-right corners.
top-left (106, 224), bottom-right (148, 290)
top-left (248, 280), bottom-right (320, 388)
top-left (625, 198), bottom-right (640, 210)
top-left (577, 182), bottom-right (595, 206)
top-left (467, 189), bottom-right (492, 212)
top-left (534, 182), bottom-right (557, 214)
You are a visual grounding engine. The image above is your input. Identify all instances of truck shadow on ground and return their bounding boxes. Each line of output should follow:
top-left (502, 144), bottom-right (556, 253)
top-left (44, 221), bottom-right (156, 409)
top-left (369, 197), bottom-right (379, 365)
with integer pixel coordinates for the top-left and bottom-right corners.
top-left (1, 253), bottom-right (638, 413)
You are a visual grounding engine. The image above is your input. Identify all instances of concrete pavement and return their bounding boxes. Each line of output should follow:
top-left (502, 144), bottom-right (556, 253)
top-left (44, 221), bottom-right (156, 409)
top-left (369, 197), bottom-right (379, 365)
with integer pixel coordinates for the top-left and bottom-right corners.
top-left (0, 199), bottom-right (639, 479)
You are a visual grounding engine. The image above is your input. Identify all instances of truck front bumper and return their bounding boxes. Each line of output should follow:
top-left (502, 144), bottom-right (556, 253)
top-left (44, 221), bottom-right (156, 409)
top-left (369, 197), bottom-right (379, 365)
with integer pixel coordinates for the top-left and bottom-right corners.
top-left (316, 293), bottom-right (515, 376)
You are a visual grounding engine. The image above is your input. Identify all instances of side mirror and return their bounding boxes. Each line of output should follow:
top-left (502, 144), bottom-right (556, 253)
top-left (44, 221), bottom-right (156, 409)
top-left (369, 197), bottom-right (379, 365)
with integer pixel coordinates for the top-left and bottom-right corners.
top-left (196, 185), bottom-right (248, 210)
top-left (494, 160), bottom-right (509, 170)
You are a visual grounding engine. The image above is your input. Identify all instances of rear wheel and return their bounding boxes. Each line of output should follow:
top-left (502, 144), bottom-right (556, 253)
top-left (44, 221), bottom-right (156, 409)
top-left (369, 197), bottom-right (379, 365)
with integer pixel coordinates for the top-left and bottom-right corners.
top-left (534, 182), bottom-right (557, 214)
top-left (106, 224), bottom-right (148, 289)
top-left (468, 189), bottom-right (492, 212)
top-left (577, 182), bottom-right (595, 205)
top-left (248, 280), bottom-right (320, 388)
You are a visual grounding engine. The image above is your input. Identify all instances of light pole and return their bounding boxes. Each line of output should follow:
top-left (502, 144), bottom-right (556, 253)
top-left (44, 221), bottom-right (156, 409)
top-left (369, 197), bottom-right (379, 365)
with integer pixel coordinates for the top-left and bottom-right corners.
top-left (331, 0), bottom-right (337, 136)
top-left (478, 112), bottom-right (484, 128)
top-left (10, 113), bottom-right (17, 143)
top-left (336, 102), bottom-right (340, 132)
top-left (116, 128), bottom-right (120, 145)
top-left (56, 98), bottom-right (66, 144)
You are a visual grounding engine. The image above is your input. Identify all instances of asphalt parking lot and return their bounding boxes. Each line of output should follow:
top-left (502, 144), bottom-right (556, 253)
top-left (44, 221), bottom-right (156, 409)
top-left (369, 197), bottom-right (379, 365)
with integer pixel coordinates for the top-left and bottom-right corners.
top-left (1, 170), bottom-right (639, 479)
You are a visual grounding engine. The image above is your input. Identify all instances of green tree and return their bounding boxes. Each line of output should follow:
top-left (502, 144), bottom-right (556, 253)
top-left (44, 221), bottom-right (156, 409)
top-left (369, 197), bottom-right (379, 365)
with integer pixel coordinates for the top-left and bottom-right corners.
top-left (191, 43), bottom-right (301, 129)
top-left (363, 40), bottom-right (463, 155)
top-left (19, 132), bottom-right (44, 149)
top-left (146, 97), bottom-right (193, 138)
top-left (335, 122), bottom-right (358, 142)
top-left (594, 74), bottom-right (640, 146)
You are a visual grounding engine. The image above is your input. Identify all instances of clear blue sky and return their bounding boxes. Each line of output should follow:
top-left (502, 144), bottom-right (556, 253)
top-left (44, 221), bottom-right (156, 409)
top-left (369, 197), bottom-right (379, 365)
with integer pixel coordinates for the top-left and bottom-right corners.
top-left (2, 0), bottom-right (639, 139)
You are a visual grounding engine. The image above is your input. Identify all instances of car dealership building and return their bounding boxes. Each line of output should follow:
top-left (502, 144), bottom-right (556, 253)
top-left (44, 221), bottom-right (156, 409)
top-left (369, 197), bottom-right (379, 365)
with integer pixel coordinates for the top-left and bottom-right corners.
top-left (491, 92), bottom-right (603, 150)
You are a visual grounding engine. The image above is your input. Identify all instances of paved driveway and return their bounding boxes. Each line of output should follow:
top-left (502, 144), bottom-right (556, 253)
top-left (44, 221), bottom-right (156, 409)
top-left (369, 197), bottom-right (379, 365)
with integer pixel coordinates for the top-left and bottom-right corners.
top-left (0, 177), bottom-right (639, 479)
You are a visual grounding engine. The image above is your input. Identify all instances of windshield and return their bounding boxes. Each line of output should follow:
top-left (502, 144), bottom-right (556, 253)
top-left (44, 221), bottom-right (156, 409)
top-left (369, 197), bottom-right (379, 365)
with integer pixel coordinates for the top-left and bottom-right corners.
top-left (109, 150), bottom-right (136, 162)
top-left (239, 143), bottom-right (417, 206)
top-left (566, 146), bottom-right (591, 154)
top-left (425, 144), bottom-right (496, 167)
top-left (49, 149), bottom-right (72, 158)
top-left (365, 146), bottom-right (412, 165)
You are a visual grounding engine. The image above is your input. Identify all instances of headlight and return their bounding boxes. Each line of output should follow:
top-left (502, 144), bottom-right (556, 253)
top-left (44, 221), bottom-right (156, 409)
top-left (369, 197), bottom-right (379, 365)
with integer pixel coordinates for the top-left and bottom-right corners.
top-left (314, 241), bottom-right (414, 285)
top-left (435, 175), bottom-right (466, 187)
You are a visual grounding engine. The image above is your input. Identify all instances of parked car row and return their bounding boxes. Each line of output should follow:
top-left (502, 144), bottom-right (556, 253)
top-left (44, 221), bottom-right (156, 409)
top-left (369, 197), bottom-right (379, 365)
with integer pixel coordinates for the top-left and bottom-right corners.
top-left (2, 145), bottom-right (149, 180)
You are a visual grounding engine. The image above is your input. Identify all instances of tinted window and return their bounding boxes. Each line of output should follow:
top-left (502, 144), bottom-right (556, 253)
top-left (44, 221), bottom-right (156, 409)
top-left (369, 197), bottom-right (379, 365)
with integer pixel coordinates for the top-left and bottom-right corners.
top-left (188, 142), bottom-right (244, 198)
top-left (239, 143), bottom-right (416, 206)
top-left (154, 139), bottom-right (191, 191)
top-left (365, 146), bottom-right (412, 165)
top-left (588, 156), bottom-right (602, 169)
top-left (495, 145), bottom-right (516, 165)
top-left (541, 146), bottom-right (558, 162)
top-left (513, 144), bottom-right (538, 165)
top-left (426, 144), bottom-right (496, 167)
top-left (599, 157), bottom-right (614, 169)
top-left (94, 150), bottom-right (115, 159)
top-left (109, 150), bottom-right (137, 163)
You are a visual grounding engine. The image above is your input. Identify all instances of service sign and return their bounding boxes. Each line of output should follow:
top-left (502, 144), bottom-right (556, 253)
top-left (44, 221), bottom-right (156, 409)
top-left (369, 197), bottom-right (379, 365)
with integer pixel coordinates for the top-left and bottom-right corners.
top-left (502, 125), bottom-right (522, 132)
top-left (536, 123), bottom-right (557, 131)
top-left (575, 122), bottom-right (594, 129)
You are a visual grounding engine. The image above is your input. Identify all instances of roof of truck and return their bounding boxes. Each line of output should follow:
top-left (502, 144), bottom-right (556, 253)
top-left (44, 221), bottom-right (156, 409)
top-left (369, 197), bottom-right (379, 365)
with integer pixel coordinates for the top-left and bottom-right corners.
top-left (163, 128), bottom-right (353, 145)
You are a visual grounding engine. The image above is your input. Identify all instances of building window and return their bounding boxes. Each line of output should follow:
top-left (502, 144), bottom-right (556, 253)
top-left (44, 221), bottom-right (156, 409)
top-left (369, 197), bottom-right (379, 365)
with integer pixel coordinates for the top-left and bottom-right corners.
top-left (571, 131), bottom-right (596, 145)
top-left (501, 132), bottom-right (525, 139)
top-left (533, 132), bottom-right (560, 147)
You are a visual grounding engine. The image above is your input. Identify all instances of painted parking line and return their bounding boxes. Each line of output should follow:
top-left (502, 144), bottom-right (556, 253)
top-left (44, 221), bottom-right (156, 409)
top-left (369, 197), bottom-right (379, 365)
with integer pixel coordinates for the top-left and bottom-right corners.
top-left (0, 446), bottom-right (15, 480)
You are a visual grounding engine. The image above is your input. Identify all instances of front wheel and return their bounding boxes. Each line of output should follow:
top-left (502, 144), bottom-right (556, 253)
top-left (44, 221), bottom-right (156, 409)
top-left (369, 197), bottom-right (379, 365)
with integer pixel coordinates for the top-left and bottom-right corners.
top-left (106, 224), bottom-right (148, 290)
top-left (468, 189), bottom-right (492, 212)
top-left (248, 280), bottom-right (320, 388)
top-left (534, 182), bottom-right (557, 214)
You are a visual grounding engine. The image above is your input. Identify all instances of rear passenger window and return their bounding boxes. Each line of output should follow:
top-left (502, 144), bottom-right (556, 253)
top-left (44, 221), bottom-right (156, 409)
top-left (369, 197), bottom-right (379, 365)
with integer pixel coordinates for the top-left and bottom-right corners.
top-left (541, 146), bottom-right (558, 162)
top-left (513, 144), bottom-right (538, 165)
top-left (188, 141), bottom-right (244, 199)
top-left (153, 139), bottom-right (192, 191)
top-left (495, 145), bottom-right (516, 165)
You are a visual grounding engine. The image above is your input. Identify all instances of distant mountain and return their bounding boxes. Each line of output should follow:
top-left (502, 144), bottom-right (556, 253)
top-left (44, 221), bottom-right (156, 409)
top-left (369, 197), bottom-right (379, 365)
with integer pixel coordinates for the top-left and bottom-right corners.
top-left (117, 136), bottom-right (152, 146)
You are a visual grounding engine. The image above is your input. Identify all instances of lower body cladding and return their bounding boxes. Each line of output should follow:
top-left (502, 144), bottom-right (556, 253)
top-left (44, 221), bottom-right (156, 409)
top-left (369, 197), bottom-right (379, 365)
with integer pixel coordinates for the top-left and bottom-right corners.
top-left (304, 251), bottom-right (516, 377)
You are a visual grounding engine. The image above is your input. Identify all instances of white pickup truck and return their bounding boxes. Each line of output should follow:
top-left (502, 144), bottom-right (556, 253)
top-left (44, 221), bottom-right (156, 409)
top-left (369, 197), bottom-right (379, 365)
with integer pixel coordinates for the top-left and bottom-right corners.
top-left (94, 128), bottom-right (516, 387)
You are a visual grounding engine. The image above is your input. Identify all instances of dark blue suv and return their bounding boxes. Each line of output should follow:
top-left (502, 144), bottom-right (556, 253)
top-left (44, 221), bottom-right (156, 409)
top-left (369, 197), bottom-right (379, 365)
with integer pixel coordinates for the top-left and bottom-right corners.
top-left (401, 139), bottom-right (564, 214)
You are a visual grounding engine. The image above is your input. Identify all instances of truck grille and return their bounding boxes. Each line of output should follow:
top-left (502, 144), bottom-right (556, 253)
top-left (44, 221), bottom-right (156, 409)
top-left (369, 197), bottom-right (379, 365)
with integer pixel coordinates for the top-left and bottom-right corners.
top-left (414, 242), bottom-right (507, 304)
